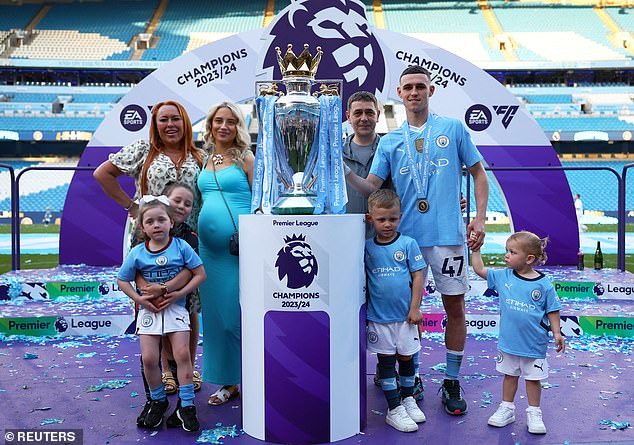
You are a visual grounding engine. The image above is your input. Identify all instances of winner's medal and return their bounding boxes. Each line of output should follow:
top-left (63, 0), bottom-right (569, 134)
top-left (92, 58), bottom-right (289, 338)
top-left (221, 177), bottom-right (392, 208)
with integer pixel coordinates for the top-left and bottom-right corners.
top-left (417, 199), bottom-right (429, 213)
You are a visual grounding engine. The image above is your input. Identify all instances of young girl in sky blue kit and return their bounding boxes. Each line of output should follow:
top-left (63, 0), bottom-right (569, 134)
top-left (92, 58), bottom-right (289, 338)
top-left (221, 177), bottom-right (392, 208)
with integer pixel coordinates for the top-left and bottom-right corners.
top-left (117, 196), bottom-right (206, 432)
top-left (471, 231), bottom-right (565, 435)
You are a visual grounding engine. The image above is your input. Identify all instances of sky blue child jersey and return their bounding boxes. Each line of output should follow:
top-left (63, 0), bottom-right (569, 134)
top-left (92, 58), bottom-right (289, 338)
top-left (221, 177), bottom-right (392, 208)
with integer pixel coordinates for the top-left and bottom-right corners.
top-left (365, 233), bottom-right (426, 323)
top-left (117, 237), bottom-right (203, 308)
top-left (486, 268), bottom-right (562, 358)
top-left (369, 115), bottom-right (482, 247)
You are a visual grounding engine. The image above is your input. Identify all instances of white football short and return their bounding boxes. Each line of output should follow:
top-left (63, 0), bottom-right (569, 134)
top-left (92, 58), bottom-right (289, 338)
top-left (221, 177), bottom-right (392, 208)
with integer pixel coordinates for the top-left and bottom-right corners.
top-left (495, 350), bottom-right (549, 380)
top-left (422, 245), bottom-right (469, 295)
top-left (367, 320), bottom-right (421, 356)
top-left (136, 304), bottom-right (191, 335)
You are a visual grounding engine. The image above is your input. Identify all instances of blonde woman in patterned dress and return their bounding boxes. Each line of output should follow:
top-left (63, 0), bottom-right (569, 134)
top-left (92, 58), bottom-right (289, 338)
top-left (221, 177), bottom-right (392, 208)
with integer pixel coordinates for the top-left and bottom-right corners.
top-left (94, 100), bottom-right (206, 425)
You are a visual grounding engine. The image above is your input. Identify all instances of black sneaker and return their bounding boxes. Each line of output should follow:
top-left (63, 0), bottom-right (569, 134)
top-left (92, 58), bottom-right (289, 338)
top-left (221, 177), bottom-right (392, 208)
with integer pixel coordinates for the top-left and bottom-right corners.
top-left (440, 379), bottom-right (467, 415)
top-left (143, 399), bottom-right (169, 428)
top-left (166, 400), bottom-right (183, 428)
top-left (177, 405), bottom-right (200, 432)
top-left (413, 376), bottom-right (424, 402)
top-left (136, 400), bottom-right (152, 427)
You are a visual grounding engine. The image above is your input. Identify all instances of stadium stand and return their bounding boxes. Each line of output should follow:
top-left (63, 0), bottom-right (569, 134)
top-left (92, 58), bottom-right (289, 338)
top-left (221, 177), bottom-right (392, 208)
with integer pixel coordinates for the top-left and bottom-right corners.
top-left (141, 0), bottom-right (266, 61)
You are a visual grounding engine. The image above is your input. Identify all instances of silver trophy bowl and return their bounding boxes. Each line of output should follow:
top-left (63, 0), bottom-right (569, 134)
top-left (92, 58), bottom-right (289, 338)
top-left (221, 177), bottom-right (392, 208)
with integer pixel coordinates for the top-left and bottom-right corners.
top-left (271, 76), bottom-right (320, 215)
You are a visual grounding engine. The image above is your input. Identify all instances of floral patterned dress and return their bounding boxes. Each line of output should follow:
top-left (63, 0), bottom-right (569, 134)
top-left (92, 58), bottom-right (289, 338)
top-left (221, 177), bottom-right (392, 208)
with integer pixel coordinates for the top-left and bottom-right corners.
top-left (109, 139), bottom-right (204, 229)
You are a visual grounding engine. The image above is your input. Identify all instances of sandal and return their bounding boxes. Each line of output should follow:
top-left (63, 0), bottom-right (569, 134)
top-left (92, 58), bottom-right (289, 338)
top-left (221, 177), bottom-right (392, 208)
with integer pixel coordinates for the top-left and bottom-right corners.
top-left (192, 370), bottom-right (202, 393)
top-left (208, 385), bottom-right (239, 406)
top-left (162, 371), bottom-right (178, 395)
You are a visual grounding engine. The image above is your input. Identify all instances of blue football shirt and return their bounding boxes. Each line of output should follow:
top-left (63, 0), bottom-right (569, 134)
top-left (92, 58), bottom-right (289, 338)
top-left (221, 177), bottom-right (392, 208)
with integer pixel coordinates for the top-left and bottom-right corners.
top-left (370, 115), bottom-right (483, 247)
top-left (365, 233), bottom-right (426, 323)
top-left (487, 268), bottom-right (562, 358)
top-left (118, 237), bottom-right (203, 308)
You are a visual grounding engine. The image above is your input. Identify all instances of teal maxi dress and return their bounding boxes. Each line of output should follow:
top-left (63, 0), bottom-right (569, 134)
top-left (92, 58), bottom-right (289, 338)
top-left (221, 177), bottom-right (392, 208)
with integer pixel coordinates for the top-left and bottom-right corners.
top-left (197, 162), bottom-right (251, 385)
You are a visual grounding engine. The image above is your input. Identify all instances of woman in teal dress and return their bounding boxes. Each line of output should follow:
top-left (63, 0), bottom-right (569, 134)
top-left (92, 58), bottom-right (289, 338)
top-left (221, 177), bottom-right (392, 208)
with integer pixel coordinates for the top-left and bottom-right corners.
top-left (197, 102), bottom-right (254, 405)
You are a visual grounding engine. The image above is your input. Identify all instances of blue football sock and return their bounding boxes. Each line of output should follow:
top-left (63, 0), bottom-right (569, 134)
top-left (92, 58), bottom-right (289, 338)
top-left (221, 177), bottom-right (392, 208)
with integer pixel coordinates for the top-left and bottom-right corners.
top-left (149, 384), bottom-right (166, 401)
top-left (397, 358), bottom-right (415, 399)
top-left (179, 383), bottom-right (195, 407)
top-left (446, 349), bottom-right (464, 380)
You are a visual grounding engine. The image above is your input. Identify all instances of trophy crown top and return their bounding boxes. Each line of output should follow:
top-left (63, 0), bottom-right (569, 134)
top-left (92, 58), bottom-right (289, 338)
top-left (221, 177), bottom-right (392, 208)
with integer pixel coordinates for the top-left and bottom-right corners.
top-left (275, 43), bottom-right (322, 79)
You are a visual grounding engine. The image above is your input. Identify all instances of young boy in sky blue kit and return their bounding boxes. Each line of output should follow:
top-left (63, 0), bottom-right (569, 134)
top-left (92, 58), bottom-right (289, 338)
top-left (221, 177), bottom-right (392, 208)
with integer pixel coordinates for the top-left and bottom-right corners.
top-left (365, 189), bottom-right (426, 432)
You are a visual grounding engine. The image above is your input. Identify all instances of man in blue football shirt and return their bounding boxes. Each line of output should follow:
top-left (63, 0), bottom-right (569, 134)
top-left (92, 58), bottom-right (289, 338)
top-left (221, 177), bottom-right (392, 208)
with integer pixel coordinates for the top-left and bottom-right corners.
top-left (346, 65), bottom-right (489, 415)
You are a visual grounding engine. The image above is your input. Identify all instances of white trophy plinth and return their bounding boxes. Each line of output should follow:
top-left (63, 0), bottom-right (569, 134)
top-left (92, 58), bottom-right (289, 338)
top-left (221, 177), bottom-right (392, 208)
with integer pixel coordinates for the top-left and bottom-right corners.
top-left (239, 214), bottom-right (365, 443)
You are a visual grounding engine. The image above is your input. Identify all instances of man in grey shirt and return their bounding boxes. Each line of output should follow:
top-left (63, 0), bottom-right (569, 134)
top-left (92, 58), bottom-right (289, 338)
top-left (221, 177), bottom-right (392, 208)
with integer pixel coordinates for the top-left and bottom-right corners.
top-left (343, 91), bottom-right (389, 223)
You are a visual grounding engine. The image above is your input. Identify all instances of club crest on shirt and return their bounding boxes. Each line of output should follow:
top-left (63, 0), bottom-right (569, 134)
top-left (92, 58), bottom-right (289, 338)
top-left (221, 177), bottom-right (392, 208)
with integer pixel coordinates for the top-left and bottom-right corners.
top-left (155, 255), bottom-right (168, 266)
top-left (393, 250), bottom-right (405, 262)
top-left (531, 289), bottom-right (543, 301)
top-left (436, 135), bottom-right (450, 148)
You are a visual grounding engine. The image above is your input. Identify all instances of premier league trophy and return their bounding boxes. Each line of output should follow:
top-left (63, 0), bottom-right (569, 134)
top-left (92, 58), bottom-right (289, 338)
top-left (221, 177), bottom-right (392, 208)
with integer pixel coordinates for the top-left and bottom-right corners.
top-left (251, 44), bottom-right (347, 215)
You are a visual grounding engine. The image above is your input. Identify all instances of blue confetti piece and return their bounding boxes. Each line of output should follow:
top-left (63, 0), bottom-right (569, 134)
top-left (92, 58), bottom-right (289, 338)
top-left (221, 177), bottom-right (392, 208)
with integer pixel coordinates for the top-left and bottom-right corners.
top-left (40, 418), bottom-right (64, 425)
top-left (23, 352), bottom-right (38, 359)
top-left (196, 424), bottom-right (239, 444)
top-left (599, 420), bottom-right (631, 430)
top-left (130, 392), bottom-right (139, 397)
top-left (86, 379), bottom-right (131, 392)
top-left (76, 352), bottom-right (97, 358)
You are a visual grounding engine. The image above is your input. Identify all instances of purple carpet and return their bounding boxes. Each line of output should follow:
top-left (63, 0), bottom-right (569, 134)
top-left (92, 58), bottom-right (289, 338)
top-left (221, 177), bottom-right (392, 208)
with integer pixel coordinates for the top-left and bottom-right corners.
top-left (1, 332), bottom-right (633, 445)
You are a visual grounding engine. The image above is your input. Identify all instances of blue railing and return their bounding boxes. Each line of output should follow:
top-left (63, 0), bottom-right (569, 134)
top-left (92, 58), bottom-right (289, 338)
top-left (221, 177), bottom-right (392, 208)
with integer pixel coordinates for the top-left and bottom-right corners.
top-left (2, 164), bottom-right (633, 271)
top-left (11, 165), bottom-right (95, 270)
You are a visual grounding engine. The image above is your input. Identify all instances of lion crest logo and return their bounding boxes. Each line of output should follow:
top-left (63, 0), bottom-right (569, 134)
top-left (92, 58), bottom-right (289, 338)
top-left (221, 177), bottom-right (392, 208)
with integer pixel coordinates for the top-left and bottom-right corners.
top-left (55, 316), bottom-right (68, 333)
top-left (593, 282), bottom-right (605, 296)
top-left (263, 0), bottom-right (386, 116)
top-left (275, 234), bottom-right (318, 289)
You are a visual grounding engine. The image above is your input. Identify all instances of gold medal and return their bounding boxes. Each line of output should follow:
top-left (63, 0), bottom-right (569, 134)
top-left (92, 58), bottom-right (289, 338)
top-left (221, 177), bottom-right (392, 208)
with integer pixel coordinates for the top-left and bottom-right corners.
top-left (417, 199), bottom-right (429, 213)
top-left (415, 138), bottom-right (424, 153)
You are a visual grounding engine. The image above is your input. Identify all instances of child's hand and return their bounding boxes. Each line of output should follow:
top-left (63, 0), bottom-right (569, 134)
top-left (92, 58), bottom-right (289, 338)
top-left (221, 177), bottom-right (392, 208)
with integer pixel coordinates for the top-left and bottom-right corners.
top-left (137, 293), bottom-right (162, 313)
top-left (139, 282), bottom-right (163, 299)
top-left (467, 231), bottom-right (482, 251)
top-left (407, 308), bottom-right (422, 325)
top-left (554, 333), bottom-right (566, 353)
top-left (156, 289), bottom-right (183, 309)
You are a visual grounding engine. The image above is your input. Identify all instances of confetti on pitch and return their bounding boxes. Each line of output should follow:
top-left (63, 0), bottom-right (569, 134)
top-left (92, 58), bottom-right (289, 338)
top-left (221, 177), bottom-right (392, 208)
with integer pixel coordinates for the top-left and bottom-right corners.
top-left (40, 418), bottom-right (64, 425)
top-left (599, 420), bottom-right (631, 430)
top-left (86, 379), bottom-right (131, 392)
top-left (23, 352), bottom-right (38, 359)
top-left (196, 424), bottom-right (239, 444)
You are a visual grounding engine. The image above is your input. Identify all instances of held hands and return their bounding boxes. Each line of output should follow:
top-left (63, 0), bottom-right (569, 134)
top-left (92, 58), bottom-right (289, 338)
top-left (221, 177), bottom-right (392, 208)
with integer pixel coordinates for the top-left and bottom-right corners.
top-left (136, 292), bottom-right (162, 313)
top-left (467, 216), bottom-right (485, 251)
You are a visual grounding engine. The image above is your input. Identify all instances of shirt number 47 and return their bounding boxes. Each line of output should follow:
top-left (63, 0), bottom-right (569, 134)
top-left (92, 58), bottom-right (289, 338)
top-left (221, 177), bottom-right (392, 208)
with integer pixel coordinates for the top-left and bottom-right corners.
top-left (441, 256), bottom-right (464, 277)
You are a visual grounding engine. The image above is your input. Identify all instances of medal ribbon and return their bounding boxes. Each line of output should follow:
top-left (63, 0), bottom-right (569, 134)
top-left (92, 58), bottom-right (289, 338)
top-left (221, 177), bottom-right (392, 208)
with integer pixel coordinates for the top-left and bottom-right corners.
top-left (403, 113), bottom-right (436, 202)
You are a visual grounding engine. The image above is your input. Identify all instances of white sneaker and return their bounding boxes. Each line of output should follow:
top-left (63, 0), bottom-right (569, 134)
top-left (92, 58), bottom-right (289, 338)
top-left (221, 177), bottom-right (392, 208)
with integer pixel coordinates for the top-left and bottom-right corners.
top-left (385, 405), bottom-right (418, 432)
top-left (488, 404), bottom-right (515, 427)
top-left (401, 396), bottom-right (426, 423)
top-left (526, 407), bottom-right (547, 434)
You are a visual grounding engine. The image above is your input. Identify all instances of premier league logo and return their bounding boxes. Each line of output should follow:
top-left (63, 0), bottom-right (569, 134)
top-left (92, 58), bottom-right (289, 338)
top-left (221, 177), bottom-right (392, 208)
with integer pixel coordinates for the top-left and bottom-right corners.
top-left (593, 282), bottom-right (605, 296)
top-left (263, 0), bottom-right (386, 114)
top-left (55, 316), bottom-right (68, 333)
top-left (275, 234), bottom-right (319, 289)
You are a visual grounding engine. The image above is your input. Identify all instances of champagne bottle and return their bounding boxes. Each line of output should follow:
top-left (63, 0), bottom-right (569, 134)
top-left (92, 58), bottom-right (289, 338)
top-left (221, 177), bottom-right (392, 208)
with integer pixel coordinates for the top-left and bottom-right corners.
top-left (594, 241), bottom-right (603, 270)
top-left (577, 249), bottom-right (584, 270)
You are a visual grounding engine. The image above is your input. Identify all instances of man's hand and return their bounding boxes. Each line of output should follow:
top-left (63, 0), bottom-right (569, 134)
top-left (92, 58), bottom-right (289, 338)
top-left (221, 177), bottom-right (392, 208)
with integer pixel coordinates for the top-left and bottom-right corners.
top-left (467, 216), bottom-right (485, 251)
